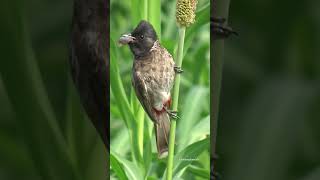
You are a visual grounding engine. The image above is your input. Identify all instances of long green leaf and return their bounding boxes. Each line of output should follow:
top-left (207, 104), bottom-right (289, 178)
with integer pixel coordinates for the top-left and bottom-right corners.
top-left (178, 87), bottom-right (209, 151)
top-left (187, 165), bottom-right (210, 179)
top-left (188, 115), bottom-right (210, 144)
top-left (110, 153), bottom-right (128, 180)
top-left (111, 151), bottom-right (144, 180)
top-left (173, 138), bottom-right (209, 178)
top-left (163, 137), bottom-right (209, 179)
top-left (148, 0), bottom-right (161, 41)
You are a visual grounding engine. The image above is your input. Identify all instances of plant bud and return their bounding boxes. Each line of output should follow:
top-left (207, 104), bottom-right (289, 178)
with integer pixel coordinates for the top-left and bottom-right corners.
top-left (176, 0), bottom-right (197, 27)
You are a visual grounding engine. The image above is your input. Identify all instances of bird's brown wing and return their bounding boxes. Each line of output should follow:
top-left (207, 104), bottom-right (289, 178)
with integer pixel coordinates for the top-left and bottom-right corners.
top-left (132, 69), bottom-right (171, 157)
top-left (132, 71), bottom-right (157, 122)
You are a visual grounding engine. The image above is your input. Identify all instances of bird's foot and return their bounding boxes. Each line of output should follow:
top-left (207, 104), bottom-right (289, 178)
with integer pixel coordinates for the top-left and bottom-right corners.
top-left (211, 17), bottom-right (238, 39)
top-left (164, 107), bottom-right (180, 119)
top-left (174, 66), bottom-right (184, 74)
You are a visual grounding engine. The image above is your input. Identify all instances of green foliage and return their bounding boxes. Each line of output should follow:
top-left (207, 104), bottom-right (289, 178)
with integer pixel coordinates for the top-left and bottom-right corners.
top-left (110, 0), bottom-right (210, 179)
top-left (163, 137), bottom-right (210, 179)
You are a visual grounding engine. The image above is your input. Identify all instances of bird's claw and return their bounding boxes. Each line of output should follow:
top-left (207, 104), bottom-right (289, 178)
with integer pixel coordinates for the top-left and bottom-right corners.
top-left (165, 108), bottom-right (180, 119)
top-left (211, 17), bottom-right (238, 40)
top-left (174, 66), bottom-right (183, 74)
top-left (210, 154), bottom-right (221, 180)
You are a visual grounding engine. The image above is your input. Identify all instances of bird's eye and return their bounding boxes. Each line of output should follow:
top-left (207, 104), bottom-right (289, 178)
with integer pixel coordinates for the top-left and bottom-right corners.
top-left (140, 35), bottom-right (144, 39)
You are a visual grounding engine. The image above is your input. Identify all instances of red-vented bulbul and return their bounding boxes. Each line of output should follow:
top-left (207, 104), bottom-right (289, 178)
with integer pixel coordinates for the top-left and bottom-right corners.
top-left (69, 0), bottom-right (109, 149)
top-left (119, 21), bottom-right (181, 158)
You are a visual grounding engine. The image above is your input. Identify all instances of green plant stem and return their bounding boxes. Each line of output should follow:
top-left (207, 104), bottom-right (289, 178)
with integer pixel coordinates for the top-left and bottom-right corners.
top-left (166, 27), bottom-right (186, 180)
top-left (136, 102), bottom-right (145, 157)
top-left (212, 0), bottom-right (231, 161)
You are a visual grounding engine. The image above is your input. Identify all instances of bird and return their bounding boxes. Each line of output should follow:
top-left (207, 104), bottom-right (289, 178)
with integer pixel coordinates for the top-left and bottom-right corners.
top-left (119, 20), bottom-right (182, 158)
top-left (69, 0), bottom-right (109, 150)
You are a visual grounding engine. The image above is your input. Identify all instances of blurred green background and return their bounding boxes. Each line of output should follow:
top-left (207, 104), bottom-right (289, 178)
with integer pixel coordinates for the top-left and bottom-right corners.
top-left (217, 0), bottom-right (320, 180)
top-left (110, 0), bottom-right (210, 179)
top-left (1, 0), bottom-right (320, 179)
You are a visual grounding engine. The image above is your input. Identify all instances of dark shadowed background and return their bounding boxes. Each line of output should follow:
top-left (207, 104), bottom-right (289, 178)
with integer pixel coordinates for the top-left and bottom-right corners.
top-left (0, 0), bottom-right (107, 179)
top-left (217, 0), bottom-right (320, 180)
top-left (0, 0), bottom-right (320, 180)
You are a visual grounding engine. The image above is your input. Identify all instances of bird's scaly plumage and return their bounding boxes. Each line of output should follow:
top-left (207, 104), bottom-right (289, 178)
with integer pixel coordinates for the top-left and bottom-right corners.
top-left (132, 41), bottom-right (175, 156)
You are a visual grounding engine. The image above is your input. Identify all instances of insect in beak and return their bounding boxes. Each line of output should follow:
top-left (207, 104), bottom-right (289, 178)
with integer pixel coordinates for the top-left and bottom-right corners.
top-left (118, 34), bottom-right (136, 46)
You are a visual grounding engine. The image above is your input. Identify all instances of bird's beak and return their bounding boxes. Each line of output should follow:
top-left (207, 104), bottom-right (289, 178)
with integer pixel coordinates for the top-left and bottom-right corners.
top-left (118, 34), bottom-right (136, 45)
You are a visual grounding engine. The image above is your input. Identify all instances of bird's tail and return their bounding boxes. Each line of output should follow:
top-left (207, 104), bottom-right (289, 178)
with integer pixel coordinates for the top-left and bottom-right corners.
top-left (154, 113), bottom-right (171, 158)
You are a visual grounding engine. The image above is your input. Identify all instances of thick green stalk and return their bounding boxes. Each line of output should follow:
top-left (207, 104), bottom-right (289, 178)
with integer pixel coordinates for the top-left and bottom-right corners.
top-left (212, 0), bottom-right (231, 162)
top-left (148, 0), bottom-right (161, 40)
top-left (166, 27), bottom-right (186, 180)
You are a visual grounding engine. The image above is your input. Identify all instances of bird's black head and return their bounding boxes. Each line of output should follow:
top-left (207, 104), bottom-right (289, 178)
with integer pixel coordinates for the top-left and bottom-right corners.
top-left (119, 20), bottom-right (158, 57)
